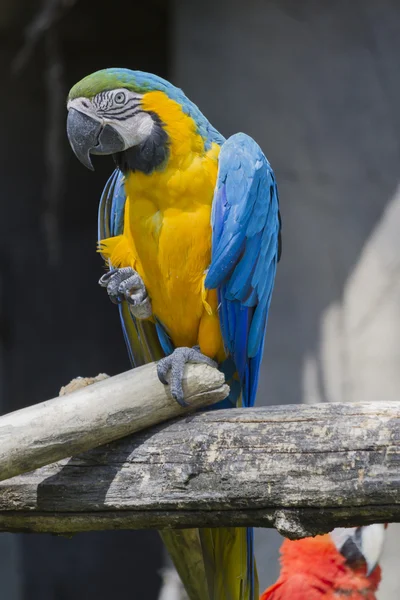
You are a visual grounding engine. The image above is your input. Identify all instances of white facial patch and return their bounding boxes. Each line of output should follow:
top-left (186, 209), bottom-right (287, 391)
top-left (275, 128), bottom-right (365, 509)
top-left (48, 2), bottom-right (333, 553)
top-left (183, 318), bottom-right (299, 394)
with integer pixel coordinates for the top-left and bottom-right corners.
top-left (360, 524), bottom-right (386, 572)
top-left (67, 88), bottom-right (154, 150)
top-left (111, 110), bottom-right (154, 149)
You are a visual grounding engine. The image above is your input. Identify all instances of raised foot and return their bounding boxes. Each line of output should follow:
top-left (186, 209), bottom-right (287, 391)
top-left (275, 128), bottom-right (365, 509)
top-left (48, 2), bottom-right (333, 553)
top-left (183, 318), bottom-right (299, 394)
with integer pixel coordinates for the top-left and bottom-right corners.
top-left (157, 346), bottom-right (217, 407)
top-left (99, 267), bottom-right (152, 319)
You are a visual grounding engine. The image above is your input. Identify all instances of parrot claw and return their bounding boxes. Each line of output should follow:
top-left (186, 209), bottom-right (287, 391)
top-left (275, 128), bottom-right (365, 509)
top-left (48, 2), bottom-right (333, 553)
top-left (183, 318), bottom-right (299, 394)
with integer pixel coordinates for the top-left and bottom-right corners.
top-left (157, 346), bottom-right (217, 407)
top-left (99, 267), bottom-right (152, 319)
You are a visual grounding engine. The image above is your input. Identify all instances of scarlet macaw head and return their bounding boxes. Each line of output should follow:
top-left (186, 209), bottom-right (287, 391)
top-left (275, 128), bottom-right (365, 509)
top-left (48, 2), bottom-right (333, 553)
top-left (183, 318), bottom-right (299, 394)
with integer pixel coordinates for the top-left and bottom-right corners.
top-left (330, 524), bottom-right (386, 576)
top-left (261, 524), bottom-right (387, 599)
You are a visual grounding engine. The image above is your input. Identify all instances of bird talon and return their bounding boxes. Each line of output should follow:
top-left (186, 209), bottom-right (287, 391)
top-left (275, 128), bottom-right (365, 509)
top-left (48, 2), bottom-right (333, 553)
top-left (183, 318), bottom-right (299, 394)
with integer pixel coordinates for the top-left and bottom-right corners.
top-left (157, 347), bottom-right (217, 407)
top-left (157, 370), bottom-right (169, 387)
top-left (99, 267), bottom-right (152, 318)
top-left (98, 269), bottom-right (119, 287)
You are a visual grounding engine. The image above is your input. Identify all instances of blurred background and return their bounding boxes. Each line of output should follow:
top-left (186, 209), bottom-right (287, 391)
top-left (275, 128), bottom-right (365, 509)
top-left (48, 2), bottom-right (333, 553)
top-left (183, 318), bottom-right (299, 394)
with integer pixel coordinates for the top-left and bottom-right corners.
top-left (1, 0), bottom-right (400, 598)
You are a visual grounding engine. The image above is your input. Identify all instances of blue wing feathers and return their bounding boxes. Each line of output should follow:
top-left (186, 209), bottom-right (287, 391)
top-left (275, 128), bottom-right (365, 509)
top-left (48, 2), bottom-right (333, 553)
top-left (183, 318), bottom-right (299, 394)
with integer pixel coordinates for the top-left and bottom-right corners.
top-left (110, 171), bottom-right (126, 236)
top-left (118, 303), bottom-right (136, 365)
top-left (155, 319), bottom-right (175, 356)
top-left (98, 169), bottom-right (118, 241)
top-left (233, 304), bottom-right (250, 382)
top-left (227, 233), bottom-right (261, 301)
top-left (206, 132), bottom-right (280, 407)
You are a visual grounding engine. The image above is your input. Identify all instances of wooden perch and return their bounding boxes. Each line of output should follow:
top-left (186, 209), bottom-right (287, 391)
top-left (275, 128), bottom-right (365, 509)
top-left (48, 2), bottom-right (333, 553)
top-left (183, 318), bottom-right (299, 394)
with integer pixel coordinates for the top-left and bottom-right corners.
top-left (0, 401), bottom-right (399, 538)
top-left (0, 363), bottom-right (228, 482)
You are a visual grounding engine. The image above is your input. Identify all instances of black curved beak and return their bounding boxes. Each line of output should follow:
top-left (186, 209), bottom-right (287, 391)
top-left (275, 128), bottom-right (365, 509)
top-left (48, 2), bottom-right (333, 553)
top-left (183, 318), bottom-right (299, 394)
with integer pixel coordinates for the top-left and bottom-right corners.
top-left (340, 528), bottom-right (367, 567)
top-left (66, 108), bottom-right (125, 170)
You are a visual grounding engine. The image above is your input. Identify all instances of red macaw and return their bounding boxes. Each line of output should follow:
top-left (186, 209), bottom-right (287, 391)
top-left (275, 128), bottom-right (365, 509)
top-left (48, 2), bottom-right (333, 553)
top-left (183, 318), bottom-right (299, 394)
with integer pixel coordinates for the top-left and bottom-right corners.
top-left (261, 525), bottom-right (386, 600)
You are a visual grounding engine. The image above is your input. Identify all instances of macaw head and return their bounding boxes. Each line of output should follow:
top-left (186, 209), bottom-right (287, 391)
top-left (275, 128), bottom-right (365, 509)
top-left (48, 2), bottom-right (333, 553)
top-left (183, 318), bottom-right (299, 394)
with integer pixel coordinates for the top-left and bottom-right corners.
top-left (67, 68), bottom-right (171, 173)
top-left (66, 68), bottom-right (220, 174)
top-left (330, 524), bottom-right (386, 576)
top-left (261, 524), bottom-right (386, 599)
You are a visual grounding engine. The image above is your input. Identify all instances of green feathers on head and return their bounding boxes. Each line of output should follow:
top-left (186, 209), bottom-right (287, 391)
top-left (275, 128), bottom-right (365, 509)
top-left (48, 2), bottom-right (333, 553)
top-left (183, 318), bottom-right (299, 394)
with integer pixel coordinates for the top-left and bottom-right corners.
top-left (68, 68), bottom-right (163, 100)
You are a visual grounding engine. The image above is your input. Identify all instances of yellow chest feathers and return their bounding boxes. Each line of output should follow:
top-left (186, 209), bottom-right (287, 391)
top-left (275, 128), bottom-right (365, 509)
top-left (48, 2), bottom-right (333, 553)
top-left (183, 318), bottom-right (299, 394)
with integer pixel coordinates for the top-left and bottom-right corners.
top-left (100, 92), bottom-right (222, 351)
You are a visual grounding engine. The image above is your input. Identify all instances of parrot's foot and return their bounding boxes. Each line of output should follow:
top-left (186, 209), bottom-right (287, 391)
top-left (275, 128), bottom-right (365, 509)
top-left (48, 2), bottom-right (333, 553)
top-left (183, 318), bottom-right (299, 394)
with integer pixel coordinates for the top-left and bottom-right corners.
top-left (99, 267), bottom-right (152, 319)
top-left (157, 346), bottom-right (217, 407)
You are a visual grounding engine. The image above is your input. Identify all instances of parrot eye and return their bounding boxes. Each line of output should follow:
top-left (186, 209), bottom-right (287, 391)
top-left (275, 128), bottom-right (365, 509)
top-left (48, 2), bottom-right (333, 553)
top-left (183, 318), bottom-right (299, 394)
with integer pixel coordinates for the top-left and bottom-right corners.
top-left (114, 92), bottom-right (126, 105)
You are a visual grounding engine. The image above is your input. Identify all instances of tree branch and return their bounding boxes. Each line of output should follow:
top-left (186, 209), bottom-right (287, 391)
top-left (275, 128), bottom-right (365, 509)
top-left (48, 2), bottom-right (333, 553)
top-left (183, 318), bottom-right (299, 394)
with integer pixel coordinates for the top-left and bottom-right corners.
top-left (0, 402), bottom-right (399, 538)
top-left (0, 363), bottom-right (229, 482)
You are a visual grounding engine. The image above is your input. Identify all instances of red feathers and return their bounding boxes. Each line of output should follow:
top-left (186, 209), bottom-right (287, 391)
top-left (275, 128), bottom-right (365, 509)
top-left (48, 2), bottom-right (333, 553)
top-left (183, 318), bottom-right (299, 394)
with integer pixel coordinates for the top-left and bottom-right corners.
top-left (261, 535), bottom-right (381, 600)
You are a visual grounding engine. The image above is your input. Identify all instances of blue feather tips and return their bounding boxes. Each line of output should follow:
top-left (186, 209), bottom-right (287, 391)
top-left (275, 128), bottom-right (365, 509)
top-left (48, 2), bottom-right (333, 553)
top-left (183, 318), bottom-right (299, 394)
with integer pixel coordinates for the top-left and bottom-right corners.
top-left (205, 132), bottom-right (280, 408)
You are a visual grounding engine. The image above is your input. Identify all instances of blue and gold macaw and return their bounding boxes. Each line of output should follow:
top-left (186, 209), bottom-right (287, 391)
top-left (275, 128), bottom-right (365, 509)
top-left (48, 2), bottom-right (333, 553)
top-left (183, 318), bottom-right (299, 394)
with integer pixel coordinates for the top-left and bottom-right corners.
top-left (66, 68), bottom-right (281, 600)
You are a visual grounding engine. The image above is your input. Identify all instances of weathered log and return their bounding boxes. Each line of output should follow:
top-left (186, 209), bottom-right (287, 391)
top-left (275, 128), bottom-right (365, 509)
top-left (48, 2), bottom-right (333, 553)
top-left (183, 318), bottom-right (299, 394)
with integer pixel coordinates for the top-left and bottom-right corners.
top-left (0, 363), bottom-right (228, 482)
top-left (0, 402), bottom-right (399, 538)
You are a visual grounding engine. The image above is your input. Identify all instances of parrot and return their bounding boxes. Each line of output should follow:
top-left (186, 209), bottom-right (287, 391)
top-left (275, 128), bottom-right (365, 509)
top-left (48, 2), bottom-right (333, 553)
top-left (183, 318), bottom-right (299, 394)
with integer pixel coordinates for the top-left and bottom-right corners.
top-left (66, 68), bottom-right (281, 600)
top-left (261, 524), bottom-right (386, 600)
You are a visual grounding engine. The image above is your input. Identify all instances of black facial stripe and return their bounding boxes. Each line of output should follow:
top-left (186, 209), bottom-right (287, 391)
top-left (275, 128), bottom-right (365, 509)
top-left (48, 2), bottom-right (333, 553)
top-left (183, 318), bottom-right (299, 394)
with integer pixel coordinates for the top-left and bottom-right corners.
top-left (109, 96), bottom-right (139, 109)
top-left (94, 93), bottom-right (143, 118)
top-left (99, 91), bottom-right (109, 108)
top-left (112, 109), bottom-right (147, 121)
top-left (96, 91), bottom-right (114, 110)
top-left (103, 102), bottom-right (142, 118)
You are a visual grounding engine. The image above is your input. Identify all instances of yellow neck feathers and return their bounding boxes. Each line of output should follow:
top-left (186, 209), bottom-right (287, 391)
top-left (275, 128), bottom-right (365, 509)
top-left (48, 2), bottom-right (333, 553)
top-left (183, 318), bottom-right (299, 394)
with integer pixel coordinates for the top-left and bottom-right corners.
top-left (99, 90), bottom-right (223, 354)
top-left (141, 91), bottom-right (207, 169)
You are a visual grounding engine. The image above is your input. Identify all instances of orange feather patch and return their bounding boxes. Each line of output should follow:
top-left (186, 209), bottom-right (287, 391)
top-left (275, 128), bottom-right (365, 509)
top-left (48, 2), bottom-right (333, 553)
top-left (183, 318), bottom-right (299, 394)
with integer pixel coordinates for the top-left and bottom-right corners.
top-left (261, 536), bottom-right (381, 600)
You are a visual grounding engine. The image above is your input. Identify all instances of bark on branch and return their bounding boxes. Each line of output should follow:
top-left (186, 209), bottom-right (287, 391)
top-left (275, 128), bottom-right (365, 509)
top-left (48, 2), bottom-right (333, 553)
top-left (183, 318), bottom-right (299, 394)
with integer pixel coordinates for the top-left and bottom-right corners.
top-left (0, 363), bottom-right (229, 482)
top-left (0, 401), bottom-right (399, 538)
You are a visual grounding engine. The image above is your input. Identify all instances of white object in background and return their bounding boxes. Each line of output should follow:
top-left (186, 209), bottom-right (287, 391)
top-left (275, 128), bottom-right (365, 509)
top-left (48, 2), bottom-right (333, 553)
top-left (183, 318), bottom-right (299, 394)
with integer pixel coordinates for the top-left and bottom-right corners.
top-left (158, 567), bottom-right (188, 600)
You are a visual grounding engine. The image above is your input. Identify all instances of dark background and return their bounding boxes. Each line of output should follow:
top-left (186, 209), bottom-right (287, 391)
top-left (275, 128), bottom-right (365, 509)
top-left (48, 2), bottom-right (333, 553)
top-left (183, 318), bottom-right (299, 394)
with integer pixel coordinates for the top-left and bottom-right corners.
top-left (0, 0), bottom-right (168, 598)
